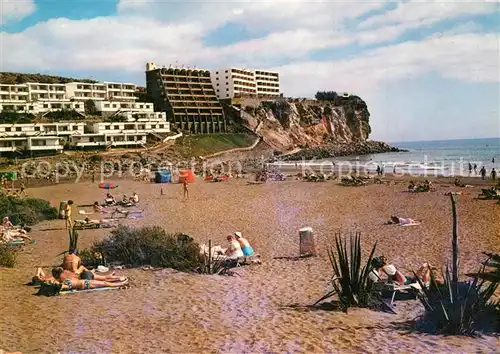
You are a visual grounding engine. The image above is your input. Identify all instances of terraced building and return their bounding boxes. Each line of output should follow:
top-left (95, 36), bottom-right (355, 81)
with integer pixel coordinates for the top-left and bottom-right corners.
top-left (146, 63), bottom-right (226, 134)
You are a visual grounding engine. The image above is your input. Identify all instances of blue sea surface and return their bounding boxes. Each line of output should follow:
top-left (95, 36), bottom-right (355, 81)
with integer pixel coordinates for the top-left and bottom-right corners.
top-left (273, 138), bottom-right (500, 177)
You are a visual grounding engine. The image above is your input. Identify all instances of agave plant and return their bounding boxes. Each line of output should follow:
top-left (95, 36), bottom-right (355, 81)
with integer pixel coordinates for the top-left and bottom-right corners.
top-left (414, 194), bottom-right (500, 335)
top-left (68, 228), bottom-right (79, 253)
top-left (314, 232), bottom-right (377, 311)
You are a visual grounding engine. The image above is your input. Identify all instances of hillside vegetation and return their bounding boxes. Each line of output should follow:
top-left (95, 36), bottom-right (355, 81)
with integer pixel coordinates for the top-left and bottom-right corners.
top-left (0, 72), bottom-right (97, 84)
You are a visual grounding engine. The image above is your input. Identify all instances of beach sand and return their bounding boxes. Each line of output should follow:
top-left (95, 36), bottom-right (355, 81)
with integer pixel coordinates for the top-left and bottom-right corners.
top-left (1, 177), bottom-right (499, 353)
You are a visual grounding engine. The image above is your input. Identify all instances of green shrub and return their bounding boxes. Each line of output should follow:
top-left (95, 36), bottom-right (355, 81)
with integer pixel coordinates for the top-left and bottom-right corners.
top-left (315, 232), bottom-right (377, 311)
top-left (414, 195), bottom-right (500, 335)
top-left (89, 225), bottom-right (200, 271)
top-left (0, 196), bottom-right (58, 226)
top-left (0, 244), bottom-right (17, 268)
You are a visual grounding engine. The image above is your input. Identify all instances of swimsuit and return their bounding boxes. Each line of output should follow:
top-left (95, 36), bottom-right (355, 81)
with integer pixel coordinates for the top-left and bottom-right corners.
top-left (83, 279), bottom-right (91, 290)
top-left (241, 246), bottom-right (254, 257)
top-left (63, 278), bottom-right (73, 290)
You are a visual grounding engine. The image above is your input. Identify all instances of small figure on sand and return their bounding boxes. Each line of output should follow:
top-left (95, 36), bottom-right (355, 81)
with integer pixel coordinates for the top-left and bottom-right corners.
top-left (480, 166), bottom-right (487, 180)
top-left (91, 171), bottom-right (96, 183)
top-left (183, 179), bottom-right (189, 199)
top-left (493, 157), bottom-right (495, 164)
top-left (64, 200), bottom-right (74, 230)
top-left (473, 163), bottom-right (477, 174)
top-left (19, 182), bottom-right (27, 197)
top-left (160, 186), bottom-right (164, 196)
top-left (491, 168), bottom-right (497, 180)
top-left (468, 163), bottom-right (472, 175)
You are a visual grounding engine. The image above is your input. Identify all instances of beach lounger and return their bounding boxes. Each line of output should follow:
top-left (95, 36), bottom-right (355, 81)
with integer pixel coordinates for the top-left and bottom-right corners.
top-left (2, 239), bottom-right (36, 246)
top-left (73, 220), bottom-right (117, 230)
top-left (372, 281), bottom-right (421, 305)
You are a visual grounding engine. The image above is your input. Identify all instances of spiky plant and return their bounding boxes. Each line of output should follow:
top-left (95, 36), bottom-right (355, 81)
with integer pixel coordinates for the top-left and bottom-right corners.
top-left (68, 228), bottom-right (79, 253)
top-left (414, 195), bottom-right (500, 335)
top-left (314, 232), bottom-right (377, 311)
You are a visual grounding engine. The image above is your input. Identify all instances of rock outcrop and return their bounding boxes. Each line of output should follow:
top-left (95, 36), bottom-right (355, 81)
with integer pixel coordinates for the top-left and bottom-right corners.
top-left (233, 96), bottom-right (401, 160)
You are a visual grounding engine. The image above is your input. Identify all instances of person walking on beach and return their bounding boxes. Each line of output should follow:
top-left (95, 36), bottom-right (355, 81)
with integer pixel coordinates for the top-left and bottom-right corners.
top-left (480, 166), bottom-right (487, 180)
top-left (19, 182), bottom-right (27, 197)
top-left (91, 171), bottom-right (95, 183)
top-left (468, 163), bottom-right (472, 175)
top-left (473, 163), bottom-right (477, 174)
top-left (64, 200), bottom-right (74, 229)
top-left (493, 157), bottom-right (495, 164)
top-left (491, 168), bottom-right (497, 181)
top-left (376, 165), bottom-right (381, 176)
top-left (183, 179), bottom-right (189, 200)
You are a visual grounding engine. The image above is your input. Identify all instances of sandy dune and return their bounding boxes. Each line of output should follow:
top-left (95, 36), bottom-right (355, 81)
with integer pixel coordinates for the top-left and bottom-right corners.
top-left (1, 177), bottom-right (499, 353)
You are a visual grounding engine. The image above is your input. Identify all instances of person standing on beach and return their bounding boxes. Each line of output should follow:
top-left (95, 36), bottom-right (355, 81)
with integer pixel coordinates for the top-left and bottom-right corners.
top-left (493, 158), bottom-right (495, 164)
top-left (491, 168), bottom-right (497, 181)
top-left (473, 163), bottom-right (477, 174)
top-left (91, 171), bottom-right (95, 183)
top-left (19, 182), bottom-right (27, 197)
top-left (64, 200), bottom-right (74, 229)
top-left (480, 166), bottom-right (487, 180)
top-left (183, 180), bottom-right (189, 200)
top-left (468, 163), bottom-right (472, 175)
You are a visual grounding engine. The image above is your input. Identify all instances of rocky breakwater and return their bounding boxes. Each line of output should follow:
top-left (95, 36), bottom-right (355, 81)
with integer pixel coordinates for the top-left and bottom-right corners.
top-left (235, 95), bottom-right (404, 161)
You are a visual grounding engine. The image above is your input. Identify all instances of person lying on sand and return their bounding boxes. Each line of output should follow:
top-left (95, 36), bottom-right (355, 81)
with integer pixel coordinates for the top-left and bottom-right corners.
top-left (93, 201), bottom-right (109, 213)
top-left (112, 208), bottom-right (144, 218)
top-left (370, 256), bottom-right (443, 286)
top-left (386, 216), bottom-right (420, 226)
top-left (51, 267), bottom-right (129, 291)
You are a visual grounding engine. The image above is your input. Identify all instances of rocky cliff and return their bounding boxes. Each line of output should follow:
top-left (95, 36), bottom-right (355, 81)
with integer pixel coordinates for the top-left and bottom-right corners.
top-left (233, 96), bottom-right (399, 159)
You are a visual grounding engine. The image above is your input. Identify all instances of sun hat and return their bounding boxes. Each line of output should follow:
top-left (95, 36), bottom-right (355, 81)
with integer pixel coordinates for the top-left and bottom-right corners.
top-left (234, 231), bottom-right (242, 238)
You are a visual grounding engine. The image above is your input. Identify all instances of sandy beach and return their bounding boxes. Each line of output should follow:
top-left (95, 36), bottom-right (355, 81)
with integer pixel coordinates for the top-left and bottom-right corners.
top-left (1, 176), bottom-right (499, 353)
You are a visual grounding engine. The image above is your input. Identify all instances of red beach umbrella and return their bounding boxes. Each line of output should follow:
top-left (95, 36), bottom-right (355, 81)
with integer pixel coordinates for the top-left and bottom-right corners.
top-left (99, 183), bottom-right (119, 190)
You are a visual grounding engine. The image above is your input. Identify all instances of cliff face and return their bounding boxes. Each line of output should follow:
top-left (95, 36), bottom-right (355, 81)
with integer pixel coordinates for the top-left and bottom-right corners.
top-left (237, 96), bottom-right (372, 153)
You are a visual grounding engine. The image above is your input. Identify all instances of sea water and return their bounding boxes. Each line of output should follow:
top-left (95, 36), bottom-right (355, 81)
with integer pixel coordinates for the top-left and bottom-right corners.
top-left (271, 138), bottom-right (500, 177)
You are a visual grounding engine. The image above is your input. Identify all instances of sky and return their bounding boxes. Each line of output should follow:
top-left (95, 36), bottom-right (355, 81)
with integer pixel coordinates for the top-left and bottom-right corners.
top-left (0, 0), bottom-right (499, 142)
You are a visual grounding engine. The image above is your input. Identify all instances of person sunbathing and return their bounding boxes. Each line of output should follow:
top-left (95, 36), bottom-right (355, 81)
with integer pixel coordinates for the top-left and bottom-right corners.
top-left (105, 193), bottom-right (116, 205)
top-left (371, 256), bottom-right (442, 286)
top-left (51, 267), bottom-right (128, 291)
top-left (62, 250), bottom-right (88, 275)
top-left (93, 201), bottom-right (108, 213)
top-left (224, 235), bottom-right (244, 259)
top-left (130, 192), bottom-right (139, 204)
top-left (386, 216), bottom-right (419, 226)
top-left (112, 208), bottom-right (143, 218)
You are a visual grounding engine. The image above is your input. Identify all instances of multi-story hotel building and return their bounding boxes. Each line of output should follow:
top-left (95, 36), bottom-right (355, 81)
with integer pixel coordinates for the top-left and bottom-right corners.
top-left (210, 68), bottom-right (257, 99)
top-left (210, 68), bottom-right (280, 100)
top-left (146, 62), bottom-right (226, 134)
top-left (0, 81), bottom-right (139, 115)
top-left (254, 70), bottom-right (280, 97)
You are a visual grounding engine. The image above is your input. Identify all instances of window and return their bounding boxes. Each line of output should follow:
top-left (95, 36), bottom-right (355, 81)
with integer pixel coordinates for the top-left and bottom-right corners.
top-left (29, 106), bottom-right (34, 110)
top-left (216, 77), bottom-right (219, 80)
top-left (34, 127), bottom-right (40, 131)
top-left (216, 83), bottom-right (219, 86)
top-left (16, 127), bottom-right (22, 132)
top-left (112, 104), bottom-right (117, 108)
top-left (72, 126), bottom-right (78, 131)
top-left (217, 89), bottom-right (219, 92)
top-left (159, 125), bottom-right (164, 128)
top-left (225, 70), bottom-right (228, 73)
top-left (114, 125), bottom-right (119, 130)
top-left (104, 104), bottom-right (110, 108)
top-left (75, 105), bottom-right (80, 109)
top-left (226, 88), bottom-right (229, 91)
top-left (216, 71), bottom-right (219, 74)
top-left (225, 76), bottom-right (228, 79)
top-left (139, 105), bottom-right (143, 109)
top-left (43, 104), bottom-right (48, 108)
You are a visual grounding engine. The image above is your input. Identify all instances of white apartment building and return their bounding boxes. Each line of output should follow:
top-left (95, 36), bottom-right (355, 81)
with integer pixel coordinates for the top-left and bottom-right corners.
top-left (254, 70), bottom-right (280, 97)
top-left (210, 68), bottom-right (280, 99)
top-left (70, 119), bottom-right (170, 149)
top-left (65, 82), bottom-right (107, 101)
top-left (0, 81), bottom-right (138, 115)
top-left (0, 122), bottom-right (85, 154)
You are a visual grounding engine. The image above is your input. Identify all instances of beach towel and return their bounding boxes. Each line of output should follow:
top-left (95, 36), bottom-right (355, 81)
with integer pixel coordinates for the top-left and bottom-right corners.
top-left (78, 210), bottom-right (95, 215)
top-left (59, 286), bottom-right (125, 295)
